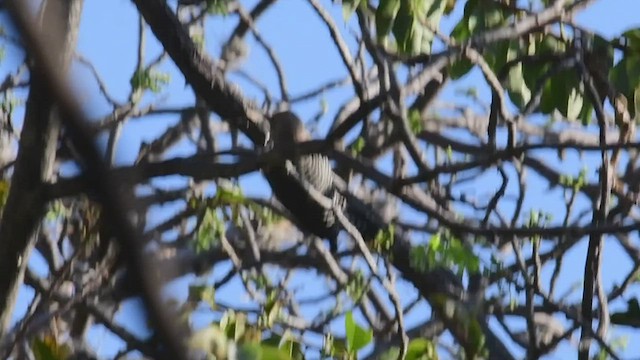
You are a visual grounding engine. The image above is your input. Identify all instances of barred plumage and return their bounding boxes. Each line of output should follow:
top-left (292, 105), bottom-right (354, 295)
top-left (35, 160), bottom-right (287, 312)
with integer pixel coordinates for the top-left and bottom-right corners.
top-left (264, 111), bottom-right (383, 252)
top-left (297, 153), bottom-right (335, 194)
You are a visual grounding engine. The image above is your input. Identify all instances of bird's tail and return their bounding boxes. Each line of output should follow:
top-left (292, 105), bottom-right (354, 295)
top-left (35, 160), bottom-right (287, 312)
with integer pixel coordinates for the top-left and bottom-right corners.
top-left (343, 192), bottom-right (463, 297)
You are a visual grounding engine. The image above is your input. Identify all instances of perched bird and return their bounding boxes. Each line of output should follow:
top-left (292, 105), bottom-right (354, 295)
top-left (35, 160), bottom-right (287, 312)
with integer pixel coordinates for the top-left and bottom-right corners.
top-left (263, 111), bottom-right (390, 252)
top-left (262, 111), bottom-right (342, 252)
top-left (262, 111), bottom-right (496, 356)
top-left (262, 111), bottom-right (463, 298)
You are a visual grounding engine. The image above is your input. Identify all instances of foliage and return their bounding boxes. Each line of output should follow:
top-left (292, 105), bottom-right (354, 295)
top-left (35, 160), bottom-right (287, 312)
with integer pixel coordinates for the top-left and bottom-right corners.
top-left (0, 180), bottom-right (9, 210)
top-left (345, 311), bottom-right (373, 356)
top-left (411, 232), bottom-right (480, 276)
top-left (130, 67), bottom-right (170, 95)
top-left (2, 0), bottom-right (640, 359)
top-left (31, 336), bottom-right (70, 360)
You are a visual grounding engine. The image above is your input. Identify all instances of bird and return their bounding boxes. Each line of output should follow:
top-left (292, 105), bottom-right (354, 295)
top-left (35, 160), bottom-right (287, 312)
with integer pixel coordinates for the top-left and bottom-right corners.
top-left (262, 110), bottom-right (464, 297)
top-left (262, 111), bottom-right (391, 253)
top-left (262, 111), bottom-right (341, 252)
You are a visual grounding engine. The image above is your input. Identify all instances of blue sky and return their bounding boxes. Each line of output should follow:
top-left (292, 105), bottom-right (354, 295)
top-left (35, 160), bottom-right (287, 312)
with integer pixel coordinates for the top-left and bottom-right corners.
top-left (2, 0), bottom-right (640, 358)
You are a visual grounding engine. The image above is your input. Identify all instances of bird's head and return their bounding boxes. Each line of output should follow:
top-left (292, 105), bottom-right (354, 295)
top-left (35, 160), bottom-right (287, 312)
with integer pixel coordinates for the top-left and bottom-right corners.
top-left (268, 111), bottom-right (311, 159)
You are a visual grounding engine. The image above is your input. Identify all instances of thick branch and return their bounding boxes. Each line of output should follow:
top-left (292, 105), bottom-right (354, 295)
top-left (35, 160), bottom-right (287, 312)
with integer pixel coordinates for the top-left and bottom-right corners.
top-left (0, 0), bottom-right (83, 335)
top-left (131, 0), bottom-right (267, 145)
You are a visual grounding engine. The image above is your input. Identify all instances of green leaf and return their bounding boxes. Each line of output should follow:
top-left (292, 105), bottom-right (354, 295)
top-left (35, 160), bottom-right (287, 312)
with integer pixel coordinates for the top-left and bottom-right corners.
top-left (522, 34), bottom-right (566, 92)
top-left (191, 33), bottom-right (205, 50)
top-left (221, 310), bottom-right (247, 342)
top-left (483, 39), bottom-right (509, 73)
top-left (422, 233), bottom-right (479, 275)
top-left (261, 289), bottom-right (281, 328)
top-left (280, 336), bottom-right (304, 360)
top-left (32, 336), bottom-right (70, 360)
top-left (216, 185), bottom-right (245, 204)
top-left (450, 0), bottom-right (476, 42)
top-left (330, 337), bottom-right (349, 358)
top-left (450, 0), bottom-right (507, 78)
top-left (538, 76), bottom-right (556, 114)
top-left (262, 333), bottom-right (283, 348)
top-left (539, 69), bottom-right (583, 120)
top-left (387, 0), bottom-right (448, 55)
top-left (342, 0), bottom-right (361, 21)
top-left (392, 0), bottom-right (416, 54)
top-left (540, 33), bottom-right (567, 53)
top-left (406, 338), bottom-right (437, 360)
top-left (428, 232), bottom-right (441, 251)
top-left (586, 34), bottom-right (613, 102)
top-left (374, 224), bottom-right (395, 252)
top-left (352, 136), bottom-right (366, 156)
top-left (505, 61), bottom-right (531, 108)
top-left (207, 0), bottom-right (232, 15)
top-left (521, 61), bottom-right (549, 95)
top-left (495, 41), bottom-right (532, 109)
top-left (379, 347), bottom-right (401, 360)
top-left (346, 270), bottom-right (367, 300)
top-left (130, 67), bottom-right (170, 94)
top-left (195, 208), bottom-right (223, 252)
top-left (238, 343), bottom-right (261, 360)
top-left (449, 58), bottom-right (473, 79)
top-left (237, 344), bottom-right (292, 360)
top-left (0, 180), bottom-right (9, 209)
top-left (188, 284), bottom-right (216, 309)
top-left (408, 108), bottom-right (423, 134)
top-left (566, 86), bottom-right (584, 121)
top-left (443, 0), bottom-right (456, 14)
top-left (466, 318), bottom-right (487, 358)
top-left (459, 0), bottom-right (503, 34)
top-left (634, 85), bottom-right (640, 123)
top-left (413, 16), bottom-right (429, 54)
top-left (189, 325), bottom-right (229, 358)
top-left (618, 28), bottom-right (640, 52)
top-left (345, 311), bottom-right (373, 353)
top-left (450, 20), bottom-right (470, 43)
top-left (424, 0), bottom-right (448, 30)
top-left (375, 0), bottom-right (401, 42)
top-left (610, 55), bottom-right (640, 117)
top-left (410, 244), bottom-right (430, 272)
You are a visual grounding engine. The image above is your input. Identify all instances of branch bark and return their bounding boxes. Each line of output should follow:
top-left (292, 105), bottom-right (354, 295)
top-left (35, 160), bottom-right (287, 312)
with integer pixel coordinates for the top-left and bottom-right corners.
top-left (131, 0), bottom-right (267, 145)
top-left (0, 0), bottom-right (83, 335)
